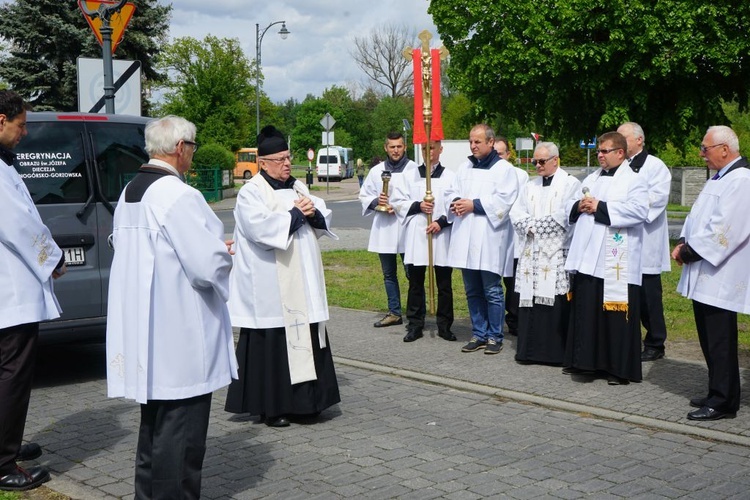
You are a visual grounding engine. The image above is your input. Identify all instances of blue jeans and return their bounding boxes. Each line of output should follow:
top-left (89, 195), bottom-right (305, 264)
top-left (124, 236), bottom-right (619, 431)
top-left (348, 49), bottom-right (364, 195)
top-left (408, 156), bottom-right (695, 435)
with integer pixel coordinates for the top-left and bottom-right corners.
top-left (379, 253), bottom-right (407, 316)
top-left (461, 269), bottom-right (504, 342)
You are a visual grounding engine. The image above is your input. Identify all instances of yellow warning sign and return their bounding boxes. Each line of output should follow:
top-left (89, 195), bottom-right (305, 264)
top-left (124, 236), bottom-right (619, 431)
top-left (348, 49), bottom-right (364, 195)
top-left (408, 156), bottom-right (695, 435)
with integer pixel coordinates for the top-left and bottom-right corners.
top-left (77, 0), bottom-right (136, 54)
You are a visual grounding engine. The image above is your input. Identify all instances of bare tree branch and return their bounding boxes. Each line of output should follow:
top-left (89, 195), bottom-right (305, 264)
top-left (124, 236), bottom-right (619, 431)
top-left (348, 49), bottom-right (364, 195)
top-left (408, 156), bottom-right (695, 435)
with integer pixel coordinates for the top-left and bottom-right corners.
top-left (351, 23), bottom-right (415, 98)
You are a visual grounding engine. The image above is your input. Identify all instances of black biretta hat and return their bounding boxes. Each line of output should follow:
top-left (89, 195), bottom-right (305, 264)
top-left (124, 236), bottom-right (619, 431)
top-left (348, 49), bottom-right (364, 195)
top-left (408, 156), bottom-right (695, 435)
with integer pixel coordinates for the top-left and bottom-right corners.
top-left (257, 125), bottom-right (288, 156)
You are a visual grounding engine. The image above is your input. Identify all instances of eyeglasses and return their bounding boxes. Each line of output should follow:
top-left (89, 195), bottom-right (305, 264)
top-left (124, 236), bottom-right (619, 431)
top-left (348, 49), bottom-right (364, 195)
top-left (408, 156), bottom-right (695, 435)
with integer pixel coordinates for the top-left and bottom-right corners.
top-left (263, 155), bottom-right (292, 164)
top-left (595, 148), bottom-right (621, 155)
top-left (531, 156), bottom-right (556, 167)
top-left (182, 140), bottom-right (198, 152)
top-left (700, 143), bottom-right (725, 153)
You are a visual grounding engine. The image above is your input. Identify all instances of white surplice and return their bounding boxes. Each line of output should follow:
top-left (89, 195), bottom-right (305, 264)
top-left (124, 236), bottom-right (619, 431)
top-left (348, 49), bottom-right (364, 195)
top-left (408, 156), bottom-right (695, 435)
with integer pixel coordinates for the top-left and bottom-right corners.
top-left (391, 165), bottom-right (455, 267)
top-left (359, 160), bottom-right (418, 254)
top-left (510, 166), bottom-right (530, 259)
top-left (0, 158), bottom-right (62, 329)
top-left (510, 168), bottom-right (581, 305)
top-left (228, 179), bottom-right (336, 328)
top-left (444, 158), bottom-right (520, 276)
top-left (564, 164), bottom-right (649, 286)
top-left (633, 155), bottom-right (672, 274)
top-left (677, 164), bottom-right (750, 314)
top-left (106, 172), bottom-right (237, 404)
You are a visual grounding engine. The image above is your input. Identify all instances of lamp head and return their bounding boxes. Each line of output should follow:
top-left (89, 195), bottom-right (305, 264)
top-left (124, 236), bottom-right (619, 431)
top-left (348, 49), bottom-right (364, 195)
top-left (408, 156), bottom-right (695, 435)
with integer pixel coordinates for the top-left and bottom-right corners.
top-left (278, 22), bottom-right (290, 39)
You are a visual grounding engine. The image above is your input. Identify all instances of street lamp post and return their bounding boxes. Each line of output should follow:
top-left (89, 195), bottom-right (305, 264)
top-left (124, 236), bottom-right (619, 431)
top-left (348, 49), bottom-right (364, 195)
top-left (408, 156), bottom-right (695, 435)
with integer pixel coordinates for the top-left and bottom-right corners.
top-left (256, 20), bottom-right (290, 137)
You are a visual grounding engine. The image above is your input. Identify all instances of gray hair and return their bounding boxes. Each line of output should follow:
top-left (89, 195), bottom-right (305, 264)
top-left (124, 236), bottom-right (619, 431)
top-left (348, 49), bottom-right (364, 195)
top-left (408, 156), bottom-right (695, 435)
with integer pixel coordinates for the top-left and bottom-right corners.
top-left (145, 115), bottom-right (197, 156)
top-left (620, 121), bottom-right (645, 143)
top-left (471, 124), bottom-right (495, 141)
top-left (535, 141), bottom-right (559, 157)
top-left (706, 125), bottom-right (740, 154)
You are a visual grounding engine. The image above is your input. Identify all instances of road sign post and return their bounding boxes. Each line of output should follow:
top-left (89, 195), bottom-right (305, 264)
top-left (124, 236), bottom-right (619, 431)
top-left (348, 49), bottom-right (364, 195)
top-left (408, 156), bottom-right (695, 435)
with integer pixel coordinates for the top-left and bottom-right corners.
top-left (579, 137), bottom-right (597, 173)
top-left (306, 148), bottom-right (315, 189)
top-left (320, 113), bottom-right (336, 194)
top-left (78, 0), bottom-right (136, 114)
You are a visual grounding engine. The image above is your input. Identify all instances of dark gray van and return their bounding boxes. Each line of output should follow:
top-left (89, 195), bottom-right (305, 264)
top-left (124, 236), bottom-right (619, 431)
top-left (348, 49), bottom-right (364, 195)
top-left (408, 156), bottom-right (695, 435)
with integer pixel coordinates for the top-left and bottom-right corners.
top-left (13, 112), bottom-right (150, 343)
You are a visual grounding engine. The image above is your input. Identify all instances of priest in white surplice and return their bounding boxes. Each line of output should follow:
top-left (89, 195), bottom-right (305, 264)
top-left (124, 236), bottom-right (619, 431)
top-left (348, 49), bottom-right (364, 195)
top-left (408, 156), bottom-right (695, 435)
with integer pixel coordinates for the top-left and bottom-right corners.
top-left (673, 126), bottom-right (750, 421)
top-left (617, 122), bottom-right (672, 362)
top-left (0, 90), bottom-right (66, 492)
top-left (445, 124), bottom-right (520, 355)
top-left (391, 140), bottom-right (456, 342)
top-left (563, 131), bottom-right (649, 385)
top-left (510, 142), bottom-right (580, 365)
top-left (225, 126), bottom-right (340, 428)
top-left (106, 116), bottom-right (238, 499)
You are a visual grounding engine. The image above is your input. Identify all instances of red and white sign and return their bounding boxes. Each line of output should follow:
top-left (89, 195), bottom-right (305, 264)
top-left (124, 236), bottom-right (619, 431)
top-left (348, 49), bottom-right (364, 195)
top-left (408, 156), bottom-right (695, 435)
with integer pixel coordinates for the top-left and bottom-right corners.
top-left (78, 0), bottom-right (136, 54)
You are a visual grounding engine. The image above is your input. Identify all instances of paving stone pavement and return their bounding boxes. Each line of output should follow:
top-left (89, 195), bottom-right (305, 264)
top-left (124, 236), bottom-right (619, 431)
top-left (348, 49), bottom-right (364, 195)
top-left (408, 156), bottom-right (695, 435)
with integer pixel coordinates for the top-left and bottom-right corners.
top-left (23, 311), bottom-right (750, 499)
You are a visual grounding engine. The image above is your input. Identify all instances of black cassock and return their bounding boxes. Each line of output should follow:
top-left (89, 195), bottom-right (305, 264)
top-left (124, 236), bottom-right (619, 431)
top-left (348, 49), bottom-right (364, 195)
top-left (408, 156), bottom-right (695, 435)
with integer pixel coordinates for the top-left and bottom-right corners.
top-left (225, 323), bottom-right (340, 419)
top-left (515, 295), bottom-right (570, 365)
top-left (564, 273), bottom-right (642, 382)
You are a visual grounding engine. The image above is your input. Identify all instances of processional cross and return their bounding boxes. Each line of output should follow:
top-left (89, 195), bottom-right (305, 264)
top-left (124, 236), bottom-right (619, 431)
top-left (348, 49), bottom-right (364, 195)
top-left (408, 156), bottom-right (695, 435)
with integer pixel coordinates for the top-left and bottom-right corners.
top-left (402, 30), bottom-right (448, 315)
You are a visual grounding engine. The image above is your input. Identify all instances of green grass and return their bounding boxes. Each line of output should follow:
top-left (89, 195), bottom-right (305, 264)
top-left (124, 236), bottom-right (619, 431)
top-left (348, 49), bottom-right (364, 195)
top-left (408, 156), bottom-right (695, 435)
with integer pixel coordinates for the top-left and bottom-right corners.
top-left (322, 249), bottom-right (750, 349)
top-left (667, 203), bottom-right (690, 213)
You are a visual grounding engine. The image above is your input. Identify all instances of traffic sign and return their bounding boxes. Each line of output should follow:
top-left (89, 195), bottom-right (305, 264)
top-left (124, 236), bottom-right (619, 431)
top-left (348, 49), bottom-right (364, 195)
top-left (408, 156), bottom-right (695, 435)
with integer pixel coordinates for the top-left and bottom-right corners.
top-left (307, 148), bottom-right (315, 161)
top-left (77, 57), bottom-right (141, 115)
top-left (78, 0), bottom-right (136, 54)
top-left (320, 113), bottom-right (336, 131)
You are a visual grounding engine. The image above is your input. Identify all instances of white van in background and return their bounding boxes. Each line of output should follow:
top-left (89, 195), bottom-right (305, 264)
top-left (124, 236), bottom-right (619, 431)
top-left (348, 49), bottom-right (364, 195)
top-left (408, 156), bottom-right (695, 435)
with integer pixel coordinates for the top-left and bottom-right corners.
top-left (316, 146), bottom-right (351, 181)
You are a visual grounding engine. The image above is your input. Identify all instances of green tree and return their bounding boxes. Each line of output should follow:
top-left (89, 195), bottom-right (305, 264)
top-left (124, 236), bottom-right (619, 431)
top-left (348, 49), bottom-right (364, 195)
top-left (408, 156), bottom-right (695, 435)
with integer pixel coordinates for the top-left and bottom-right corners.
top-left (0, 0), bottom-right (170, 113)
top-left (192, 143), bottom-right (235, 171)
top-left (429, 0), bottom-right (750, 152)
top-left (367, 97), bottom-right (413, 160)
top-left (441, 93), bottom-right (473, 140)
top-left (156, 36), bottom-right (255, 152)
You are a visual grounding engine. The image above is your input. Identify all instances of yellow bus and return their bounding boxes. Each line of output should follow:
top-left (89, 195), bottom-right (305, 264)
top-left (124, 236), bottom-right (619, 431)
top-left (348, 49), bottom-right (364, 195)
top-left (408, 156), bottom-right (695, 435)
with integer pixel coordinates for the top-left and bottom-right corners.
top-left (234, 147), bottom-right (258, 179)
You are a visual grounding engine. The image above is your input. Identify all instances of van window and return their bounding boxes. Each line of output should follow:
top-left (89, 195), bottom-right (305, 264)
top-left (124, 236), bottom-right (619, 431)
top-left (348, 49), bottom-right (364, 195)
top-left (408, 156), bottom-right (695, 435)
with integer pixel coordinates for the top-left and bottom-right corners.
top-left (89, 122), bottom-right (149, 201)
top-left (14, 121), bottom-right (89, 204)
top-left (319, 155), bottom-right (337, 164)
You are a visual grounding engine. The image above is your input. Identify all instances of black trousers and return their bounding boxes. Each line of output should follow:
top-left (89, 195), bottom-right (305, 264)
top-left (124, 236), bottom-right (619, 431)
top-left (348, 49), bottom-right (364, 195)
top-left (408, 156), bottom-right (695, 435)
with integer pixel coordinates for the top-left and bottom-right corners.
top-left (0, 322), bottom-right (39, 475)
top-left (503, 258), bottom-right (520, 333)
top-left (693, 300), bottom-right (740, 413)
top-left (135, 393), bottom-right (212, 500)
top-left (640, 273), bottom-right (668, 352)
top-left (405, 264), bottom-right (454, 333)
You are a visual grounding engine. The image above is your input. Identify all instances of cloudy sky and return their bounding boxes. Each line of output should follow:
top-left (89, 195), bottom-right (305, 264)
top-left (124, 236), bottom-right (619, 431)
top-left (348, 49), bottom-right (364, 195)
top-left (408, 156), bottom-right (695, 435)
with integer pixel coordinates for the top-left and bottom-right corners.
top-left (163, 0), bottom-right (440, 103)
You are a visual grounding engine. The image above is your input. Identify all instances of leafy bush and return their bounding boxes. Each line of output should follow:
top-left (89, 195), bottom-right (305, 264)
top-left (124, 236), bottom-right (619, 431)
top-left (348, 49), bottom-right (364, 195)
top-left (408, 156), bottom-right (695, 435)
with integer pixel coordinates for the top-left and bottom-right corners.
top-left (192, 143), bottom-right (235, 171)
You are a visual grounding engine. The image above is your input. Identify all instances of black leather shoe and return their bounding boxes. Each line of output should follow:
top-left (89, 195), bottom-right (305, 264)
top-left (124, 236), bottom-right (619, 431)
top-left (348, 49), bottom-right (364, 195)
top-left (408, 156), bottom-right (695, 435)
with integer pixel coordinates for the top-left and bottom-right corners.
top-left (265, 416), bottom-right (290, 427)
top-left (17, 443), bottom-right (42, 461)
top-left (690, 396), bottom-right (708, 408)
top-left (0, 465), bottom-right (50, 491)
top-left (403, 330), bottom-right (423, 342)
top-left (641, 348), bottom-right (664, 362)
top-left (607, 375), bottom-right (629, 385)
top-left (687, 406), bottom-right (736, 421)
top-left (438, 330), bottom-right (457, 341)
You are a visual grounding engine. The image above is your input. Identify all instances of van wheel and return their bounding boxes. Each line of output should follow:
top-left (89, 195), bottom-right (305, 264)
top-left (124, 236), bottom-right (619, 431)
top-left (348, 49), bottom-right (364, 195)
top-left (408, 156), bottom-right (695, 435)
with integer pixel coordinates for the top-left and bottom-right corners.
top-left (243, 171), bottom-right (252, 179)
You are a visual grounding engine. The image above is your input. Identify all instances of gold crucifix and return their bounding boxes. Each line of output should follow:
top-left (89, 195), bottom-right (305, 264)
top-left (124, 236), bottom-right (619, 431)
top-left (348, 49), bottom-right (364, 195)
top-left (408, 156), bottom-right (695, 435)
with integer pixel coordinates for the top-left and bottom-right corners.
top-left (402, 30), bottom-right (448, 316)
top-left (542, 265), bottom-right (551, 280)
